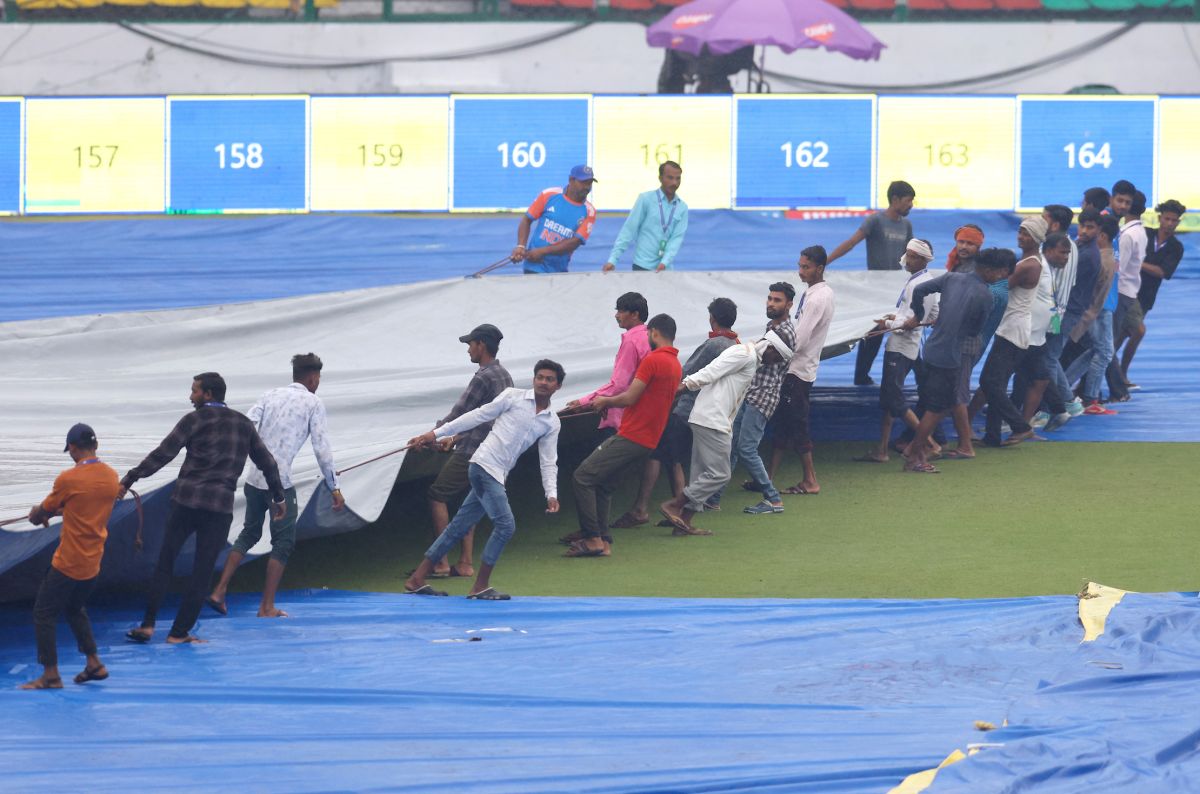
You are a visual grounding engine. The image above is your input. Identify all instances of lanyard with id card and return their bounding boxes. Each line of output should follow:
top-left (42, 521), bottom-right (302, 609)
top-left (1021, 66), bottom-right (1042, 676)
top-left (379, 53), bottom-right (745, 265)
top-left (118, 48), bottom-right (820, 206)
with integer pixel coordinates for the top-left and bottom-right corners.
top-left (657, 192), bottom-right (677, 260)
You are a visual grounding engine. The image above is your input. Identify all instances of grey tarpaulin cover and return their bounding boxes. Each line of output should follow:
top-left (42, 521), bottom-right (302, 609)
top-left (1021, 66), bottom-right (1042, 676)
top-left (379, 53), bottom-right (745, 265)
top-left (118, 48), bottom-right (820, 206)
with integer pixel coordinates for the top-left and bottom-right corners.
top-left (0, 269), bottom-right (905, 590)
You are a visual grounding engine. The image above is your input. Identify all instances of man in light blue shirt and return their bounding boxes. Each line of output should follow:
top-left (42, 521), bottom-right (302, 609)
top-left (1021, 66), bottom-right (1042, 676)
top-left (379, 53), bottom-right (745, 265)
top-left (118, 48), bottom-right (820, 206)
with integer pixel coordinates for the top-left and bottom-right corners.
top-left (603, 161), bottom-right (688, 273)
top-left (402, 360), bottom-right (564, 601)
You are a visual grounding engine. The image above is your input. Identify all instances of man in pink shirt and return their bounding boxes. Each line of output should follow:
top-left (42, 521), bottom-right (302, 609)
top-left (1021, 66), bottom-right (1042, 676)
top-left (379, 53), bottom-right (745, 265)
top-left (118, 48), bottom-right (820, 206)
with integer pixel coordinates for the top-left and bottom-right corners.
top-left (563, 292), bottom-right (651, 435)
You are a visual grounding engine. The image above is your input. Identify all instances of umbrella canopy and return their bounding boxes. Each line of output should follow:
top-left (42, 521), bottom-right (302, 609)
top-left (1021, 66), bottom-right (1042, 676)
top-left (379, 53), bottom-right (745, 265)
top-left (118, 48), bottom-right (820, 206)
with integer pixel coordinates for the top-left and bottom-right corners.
top-left (646, 0), bottom-right (886, 62)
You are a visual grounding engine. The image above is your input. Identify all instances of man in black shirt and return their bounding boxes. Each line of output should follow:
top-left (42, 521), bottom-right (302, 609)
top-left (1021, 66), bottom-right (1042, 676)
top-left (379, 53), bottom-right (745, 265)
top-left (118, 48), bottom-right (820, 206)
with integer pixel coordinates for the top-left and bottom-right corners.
top-left (121, 372), bottom-right (285, 644)
top-left (1121, 199), bottom-right (1186, 385)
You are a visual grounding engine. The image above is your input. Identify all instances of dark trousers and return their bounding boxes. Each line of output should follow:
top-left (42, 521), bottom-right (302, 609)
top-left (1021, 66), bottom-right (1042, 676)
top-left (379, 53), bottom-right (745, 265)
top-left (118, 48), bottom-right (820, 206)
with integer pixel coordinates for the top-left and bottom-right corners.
top-left (981, 336), bottom-right (1032, 442)
top-left (142, 502), bottom-right (232, 639)
top-left (896, 357), bottom-right (948, 446)
top-left (855, 333), bottom-right (883, 383)
top-left (33, 567), bottom-right (98, 668)
top-left (573, 435), bottom-right (651, 539)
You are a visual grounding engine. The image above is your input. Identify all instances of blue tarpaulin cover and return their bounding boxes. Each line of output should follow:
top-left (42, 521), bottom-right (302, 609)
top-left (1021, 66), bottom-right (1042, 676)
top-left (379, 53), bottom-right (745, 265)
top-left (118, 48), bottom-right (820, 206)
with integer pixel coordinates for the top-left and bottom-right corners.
top-left (1, 589), bottom-right (1198, 792)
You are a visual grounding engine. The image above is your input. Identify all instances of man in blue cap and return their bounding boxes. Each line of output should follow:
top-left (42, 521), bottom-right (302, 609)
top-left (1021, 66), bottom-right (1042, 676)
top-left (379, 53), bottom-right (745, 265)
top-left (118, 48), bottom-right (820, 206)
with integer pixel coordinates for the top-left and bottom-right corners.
top-left (511, 165), bottom-right (598, 274)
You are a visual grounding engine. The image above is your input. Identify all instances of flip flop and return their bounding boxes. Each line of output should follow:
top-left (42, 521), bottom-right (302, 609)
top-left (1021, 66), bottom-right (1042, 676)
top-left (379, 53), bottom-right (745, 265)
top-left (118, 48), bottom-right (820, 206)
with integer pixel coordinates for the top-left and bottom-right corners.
top-left (852, 454), bottom-right (888, 463)
top-left (558, 531), bottom-right (585, 546)
top-left (655, 519), bottom-right (674, 528)
top-left (740, 480), bottom-right (760, 492)
top-left (608, 512), bottom-right (649, 529)
top-left (671, 523), bottom-right (713, 537)
top-left (428, 569), bottom-right (451, 579)
top-left (467, 587), bottom-right (511, 601)
top-left (74, 666), bottom-right (109, 684)
top-left (904, 461), bottom-right (941, 474)
top-left (563, 540), bottom-right (610, 558)
top-left (782, 485), bottom-right (819, 495)
top-left (660, 508), bottom-right (712, 536)
top-left (204, 596), bottom-right (228, 616)
top-left (449, 565), bottom-right (474, 578)
top-left (405, 584), bottom-right (448, 596)
top-left (125, 628), bottom-right (152, 644)
top-left (941, 449), bottom-right (976, 460)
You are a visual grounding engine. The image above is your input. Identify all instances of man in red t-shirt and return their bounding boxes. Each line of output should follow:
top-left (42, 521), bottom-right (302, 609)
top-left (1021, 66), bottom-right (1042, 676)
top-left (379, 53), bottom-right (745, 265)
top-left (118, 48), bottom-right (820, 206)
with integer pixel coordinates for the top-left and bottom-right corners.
top-left (566, 314), bottom-right (681, 558)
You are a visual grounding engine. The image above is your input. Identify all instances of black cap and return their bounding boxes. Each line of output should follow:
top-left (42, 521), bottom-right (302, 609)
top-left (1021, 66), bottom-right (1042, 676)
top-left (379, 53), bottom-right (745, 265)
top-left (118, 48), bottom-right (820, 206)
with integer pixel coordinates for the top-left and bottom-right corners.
top-left (64, 422), bottom-right (97, 452)
top-left (459, 324), bottom-right (503, 345)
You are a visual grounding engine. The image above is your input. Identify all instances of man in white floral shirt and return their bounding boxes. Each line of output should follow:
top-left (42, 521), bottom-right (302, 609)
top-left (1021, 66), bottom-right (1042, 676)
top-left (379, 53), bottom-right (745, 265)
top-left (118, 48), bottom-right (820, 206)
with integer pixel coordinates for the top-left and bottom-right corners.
top-left (207, 353), bottom-right (343, 618)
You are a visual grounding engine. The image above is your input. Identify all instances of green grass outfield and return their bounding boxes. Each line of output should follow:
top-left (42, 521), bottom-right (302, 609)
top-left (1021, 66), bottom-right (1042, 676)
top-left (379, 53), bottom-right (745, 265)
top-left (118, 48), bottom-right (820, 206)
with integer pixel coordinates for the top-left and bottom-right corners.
top-left (231, 440), bottom-right (1200, 601)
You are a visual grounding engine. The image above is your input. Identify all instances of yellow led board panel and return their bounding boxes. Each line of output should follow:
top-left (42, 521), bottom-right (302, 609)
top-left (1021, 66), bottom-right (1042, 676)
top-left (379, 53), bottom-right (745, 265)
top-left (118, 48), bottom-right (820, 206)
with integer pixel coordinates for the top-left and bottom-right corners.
top-left (876, 96), bottom-right (1016, 210)
top-left (1157, 98), bottom-right (1200, 209)
top-left (310, 96), bottom-right (449, 211)
top-left (591, 96), bottom-right (732, 210)
top-left (25, 98), bottom-right (165, 213)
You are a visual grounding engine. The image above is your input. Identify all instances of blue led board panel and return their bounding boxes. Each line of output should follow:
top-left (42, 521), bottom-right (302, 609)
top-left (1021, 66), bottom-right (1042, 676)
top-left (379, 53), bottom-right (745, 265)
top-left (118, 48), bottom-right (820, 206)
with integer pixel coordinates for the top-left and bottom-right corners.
top-left (0, 99), bottom-right (19, 213)
top-left (168, 96), bottom-right (307, 213)
top-left (735, 96), bottom-right (874, 208)
top-left (451, 96), bottom-right (589, 211)
top-left (1018, 96), bottom-right (1155, 211)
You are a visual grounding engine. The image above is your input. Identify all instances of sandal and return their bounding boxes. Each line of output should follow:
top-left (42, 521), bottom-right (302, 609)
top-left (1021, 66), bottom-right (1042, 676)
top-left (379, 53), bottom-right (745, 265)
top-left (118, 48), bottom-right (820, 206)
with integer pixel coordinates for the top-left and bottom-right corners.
top-left (781, 484), bottom-right (819, 495)
top-left (903, 461), bottom-right (940, 474)
top-left (660, 508), bottom-right (712, 536)
top-left (467, 587), bottom-right (511, 601)
top-left (404, 584), bottom-right (448, 596)
top-left (563, 540), bottom-right (610, 558)
top-left (558, 531), bottom-right (585, 546)
top-left (608, 512), bottom-right (648, 529)
top-left (941, 449), bottom-right (975, 460)
top-left (74, 666), bottom-right (109, 684)
top-left (852, 453), bottom-right (888, 463)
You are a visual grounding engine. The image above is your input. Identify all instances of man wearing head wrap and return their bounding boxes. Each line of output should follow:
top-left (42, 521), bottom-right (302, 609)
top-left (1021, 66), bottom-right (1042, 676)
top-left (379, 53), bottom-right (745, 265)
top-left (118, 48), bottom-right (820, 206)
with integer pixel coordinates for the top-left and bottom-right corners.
top-left (855, 239), bottom-right (942, 463)
top-left (946, 225), bottom-right (985, 274)
top-left (976, 216), bottom-right (1045, 447)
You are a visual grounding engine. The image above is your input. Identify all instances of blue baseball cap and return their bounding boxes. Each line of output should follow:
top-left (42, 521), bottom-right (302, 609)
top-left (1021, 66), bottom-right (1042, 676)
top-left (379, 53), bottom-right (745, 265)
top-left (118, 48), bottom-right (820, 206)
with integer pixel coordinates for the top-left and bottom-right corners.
top-left (64, 422), bottom-right (97, 452)
top-left (569, 164), bottom-right (597, 182)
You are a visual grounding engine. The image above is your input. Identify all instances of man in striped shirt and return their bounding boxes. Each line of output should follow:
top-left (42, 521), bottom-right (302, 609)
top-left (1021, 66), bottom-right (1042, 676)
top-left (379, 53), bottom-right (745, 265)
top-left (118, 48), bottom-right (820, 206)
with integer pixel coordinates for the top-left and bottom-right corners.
top-left (122, 372), bottom-right (285, 644)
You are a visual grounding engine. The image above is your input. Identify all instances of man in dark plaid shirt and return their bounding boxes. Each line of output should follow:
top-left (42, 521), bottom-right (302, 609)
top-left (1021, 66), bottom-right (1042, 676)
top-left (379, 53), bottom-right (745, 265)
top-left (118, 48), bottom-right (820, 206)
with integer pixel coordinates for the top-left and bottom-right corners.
top-left (121, 372), bottom-right (285, 644)
top-left (708, 282), bottom-right (797, 515)
top-left (425, 324), bottom-right (513, 578)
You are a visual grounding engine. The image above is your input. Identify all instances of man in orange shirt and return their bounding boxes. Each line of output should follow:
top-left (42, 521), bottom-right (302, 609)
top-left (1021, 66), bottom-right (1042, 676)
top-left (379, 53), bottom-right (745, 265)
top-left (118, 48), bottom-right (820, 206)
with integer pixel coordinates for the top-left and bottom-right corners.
top-left (20, 424), bottom-right (122, 690)
top-left (565, 313), bottom-right (682, 559)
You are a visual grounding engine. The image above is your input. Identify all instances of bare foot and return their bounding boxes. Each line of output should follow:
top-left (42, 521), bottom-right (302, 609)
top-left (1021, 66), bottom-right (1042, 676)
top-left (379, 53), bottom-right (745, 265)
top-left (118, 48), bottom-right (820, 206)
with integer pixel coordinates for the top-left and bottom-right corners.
top-left (166, 634), bottom-right (208, 644)
top-left (257, 608), bottom-right (288, 618)
top-left (20, 674), bottom-right (63, 690)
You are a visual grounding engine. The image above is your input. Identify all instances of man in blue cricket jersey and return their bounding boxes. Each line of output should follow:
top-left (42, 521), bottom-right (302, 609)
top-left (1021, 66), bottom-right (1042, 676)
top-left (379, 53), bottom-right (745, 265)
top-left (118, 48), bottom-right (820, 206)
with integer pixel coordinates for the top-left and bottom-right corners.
top-left (511, 165), bottom-right (598, 274)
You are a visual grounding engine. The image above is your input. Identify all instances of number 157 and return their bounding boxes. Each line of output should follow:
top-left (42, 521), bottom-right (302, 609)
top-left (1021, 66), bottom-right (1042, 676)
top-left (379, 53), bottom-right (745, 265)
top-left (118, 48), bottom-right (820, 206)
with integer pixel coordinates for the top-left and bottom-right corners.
top-left (74, 145), bottom-right (118, 168)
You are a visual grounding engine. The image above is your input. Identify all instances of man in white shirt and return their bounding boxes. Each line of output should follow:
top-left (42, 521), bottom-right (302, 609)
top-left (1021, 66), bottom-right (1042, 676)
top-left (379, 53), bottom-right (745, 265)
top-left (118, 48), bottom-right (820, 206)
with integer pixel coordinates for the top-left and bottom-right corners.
top-left (855, 239), bottom-right (939, 464)
top-left (207, 353), bottom-right (344, 619)
top-left (659, 337), bottom-right (765, 536)
top-left (402, 361), bottom-right (564, 601)
top-left (1108, 190), bottom-right (1148, 401)
top-left (779, 246), bottom-right (835, 496)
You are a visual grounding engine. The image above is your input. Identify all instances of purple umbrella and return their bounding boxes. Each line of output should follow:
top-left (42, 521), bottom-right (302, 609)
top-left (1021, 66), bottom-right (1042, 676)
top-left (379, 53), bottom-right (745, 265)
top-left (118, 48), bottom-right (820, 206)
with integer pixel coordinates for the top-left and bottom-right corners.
top-left (646, 0), bottom-right (886, 62)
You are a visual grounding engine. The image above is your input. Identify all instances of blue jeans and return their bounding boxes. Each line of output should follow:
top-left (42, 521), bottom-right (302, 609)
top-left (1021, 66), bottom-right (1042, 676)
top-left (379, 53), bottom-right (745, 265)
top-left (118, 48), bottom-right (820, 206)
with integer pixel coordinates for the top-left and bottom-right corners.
top-left (1081, 309), bottom-right (1114, 401)
top-left (424, 464), bottom-right (515, 567)
top-left (713, 402), bottom-right (780, 505)
top-left (1043, 323), bottom-right (1072, 411)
